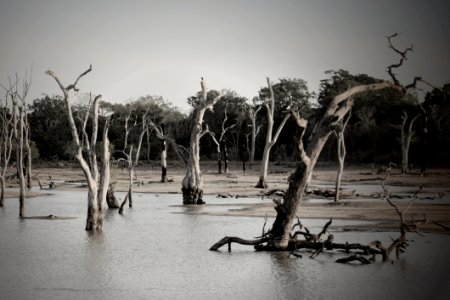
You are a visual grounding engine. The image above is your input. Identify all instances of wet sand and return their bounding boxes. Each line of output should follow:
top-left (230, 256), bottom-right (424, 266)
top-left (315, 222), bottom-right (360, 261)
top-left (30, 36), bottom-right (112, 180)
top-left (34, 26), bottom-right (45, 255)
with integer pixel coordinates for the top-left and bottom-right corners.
top-left (4, 160), bottom-right (450, 231)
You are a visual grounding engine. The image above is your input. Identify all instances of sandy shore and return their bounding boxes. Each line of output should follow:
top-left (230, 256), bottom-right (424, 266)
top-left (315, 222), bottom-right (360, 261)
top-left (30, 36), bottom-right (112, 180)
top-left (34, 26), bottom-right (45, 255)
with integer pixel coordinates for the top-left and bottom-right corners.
top-left (3, 160), bottom-right (450, 232)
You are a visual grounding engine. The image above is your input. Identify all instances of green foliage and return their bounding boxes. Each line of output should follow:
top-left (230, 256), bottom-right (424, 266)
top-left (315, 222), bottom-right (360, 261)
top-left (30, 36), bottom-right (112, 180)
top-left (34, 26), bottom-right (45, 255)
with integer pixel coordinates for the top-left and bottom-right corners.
top-left (28, 95), bottom-right (72, 160)
top-left (257, 78), bottom-right (313, 113)
top-left (318, 70), bottom-right (382, 108)
top-left (417, 84), bottom-right (450, 166)
top-left (23, 79), bottom-right (450, 167)
top-left (316, 69), bottom-right (429, 165)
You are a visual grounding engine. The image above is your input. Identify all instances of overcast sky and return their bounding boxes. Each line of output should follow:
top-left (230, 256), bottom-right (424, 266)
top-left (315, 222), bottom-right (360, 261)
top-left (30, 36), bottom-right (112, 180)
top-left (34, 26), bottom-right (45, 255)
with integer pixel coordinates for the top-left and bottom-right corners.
top-left (1, 0), bottom-right (449, 112)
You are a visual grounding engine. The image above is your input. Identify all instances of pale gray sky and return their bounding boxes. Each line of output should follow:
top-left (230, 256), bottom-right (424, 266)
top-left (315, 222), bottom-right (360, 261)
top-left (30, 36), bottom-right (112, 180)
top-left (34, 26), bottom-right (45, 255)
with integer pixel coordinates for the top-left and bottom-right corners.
top-left (1, 0), bottom-right (449, 112)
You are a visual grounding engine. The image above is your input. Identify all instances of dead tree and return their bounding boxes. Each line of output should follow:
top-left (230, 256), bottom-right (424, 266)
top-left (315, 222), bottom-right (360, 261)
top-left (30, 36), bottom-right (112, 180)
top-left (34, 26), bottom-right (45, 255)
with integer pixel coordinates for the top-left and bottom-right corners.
top-left (182, 78), bottom-right (223, 204)
top-left (160, 128), bottom-right (168, 183)
top-left (23, 106), bottom-right (32, 189)
top-left (46, 65), bottom-right (111, 230)
top-left (210, 33), bottom-right (418, 251)
top-left (248, 104), bottom-right (262, 164)
top-left (203, 108), bottom-right (236, 174)
top-left (391, 111), bottom-right (420, 173)
top-left (124, 109), bottom-right (132, 150)
top-left (212, 83), bottom-right (397, 250)
top-left (133, 108), bottom-right (149, 180)
top-left (149, 120), bottom-right (188, 182)
top-left (148, 123), bottom-right (168, 182)
top-left (368, 176), bottom-right (413, 262)
top-left (333, 109), bottom-right (351, 202)
top-left (118, 145), bottom-right (133, 210)
top-left (118, 107), bottom-right (149, 209)
top-left (0, 82), bottom-right (16, 207)
top-left (96, 115), bottom-right (116, 210)
top-left (11, 74), bottom-right (30, 217)
top-left (255, 78), bottom-right (291, 188)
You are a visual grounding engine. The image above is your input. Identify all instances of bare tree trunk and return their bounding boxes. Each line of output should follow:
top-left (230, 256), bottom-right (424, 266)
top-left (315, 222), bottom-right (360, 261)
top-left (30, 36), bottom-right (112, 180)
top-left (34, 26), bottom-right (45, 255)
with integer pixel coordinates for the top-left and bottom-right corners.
top-left (13, 103), bottom-right (26, 217)
top-left (249, 106), bottom-right (262, 164)
top-left (0, 177), bottom-right (4, 207)
top-left (46, 65), bottom-right (109, 231)
top-left (146, 127), bottom-right (151, 161)
top-left (127, 146), bottom-right (133, 208)
top-left (182, 109), bottom-right (205, 204)
top-left (24, 113), bottom-right (32, 189)
top-left (124, 110), bottom-right (131, 150)
top-left (256, 78), bottom-right (290, 188)
top-left (268, 82), bottom-right (399, 249)
top-left (148, 122), bottom-right (186, 182)
top-left (204, 134), bottom-right (222, 174)
top-left (399, 112), bottom-right (420, 173)
top-left (25, 137), bottom-right (32, 189)
top-left (9, 75), bottom-right (31, 217)
top-left (204, 108), bottom-right (235, 174)
top-left (85, 184), bottom-right (101, 231)
top-left (217, 147), bottom-right (222, 174)
top-left (119, 109), bottom-right (148, 209)
top-left (334, 110), bottom-right (351, 202)
top-left (221, 140), bottom-right (229, 173)
top-left (334, 152), bottom-right (344, 202)
top-left (0, 85), bottom-right (14, 207)
top-left (161, 139), bottom-right (168, 182)
top-left (133, 111), bottom-right (149, 181)
top-left (256, 144), bottom-right (271, 188)
top-left (98, 118), bottom-right (111, 208)
top-left (182, 78), bottom-right (223, 204)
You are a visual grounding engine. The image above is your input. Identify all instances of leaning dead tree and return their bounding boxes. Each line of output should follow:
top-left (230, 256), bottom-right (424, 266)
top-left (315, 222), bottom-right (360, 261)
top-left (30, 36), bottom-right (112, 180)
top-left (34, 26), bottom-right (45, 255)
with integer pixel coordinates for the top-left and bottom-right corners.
top-left (211, 34), bottom-right (418, 252)
top-left (391, 111), bottom-right (420, 173)
top-left (0, 82), bottom-right (16, 207)
top-left (211, 172), bottom-right (417, 265)
top-left (256, 78), bottom-right (291, 188)
top-left (118, 145), bottom-right (133, 213)
top-left (182, 78), bottom-right (223, 204)
top-left (333, 109), bottom-right (351, 202)
top-left (203, 107), bottom-right (236, 174)
top-left (46, 65), bottom-right (111, 230)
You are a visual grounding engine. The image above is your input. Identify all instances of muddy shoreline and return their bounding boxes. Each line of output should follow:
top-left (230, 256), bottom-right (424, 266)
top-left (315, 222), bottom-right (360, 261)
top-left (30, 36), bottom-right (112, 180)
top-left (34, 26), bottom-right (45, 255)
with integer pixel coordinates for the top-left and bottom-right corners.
top-left (3, 160), bottom-right (450, 232)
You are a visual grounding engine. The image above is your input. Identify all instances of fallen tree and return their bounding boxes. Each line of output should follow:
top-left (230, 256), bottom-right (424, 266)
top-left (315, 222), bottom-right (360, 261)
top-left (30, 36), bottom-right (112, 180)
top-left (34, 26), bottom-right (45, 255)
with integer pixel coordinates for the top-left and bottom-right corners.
top-left (210, 34), bottom-right (424, 262)
top-left (211, 175), bottom-right (416, 264)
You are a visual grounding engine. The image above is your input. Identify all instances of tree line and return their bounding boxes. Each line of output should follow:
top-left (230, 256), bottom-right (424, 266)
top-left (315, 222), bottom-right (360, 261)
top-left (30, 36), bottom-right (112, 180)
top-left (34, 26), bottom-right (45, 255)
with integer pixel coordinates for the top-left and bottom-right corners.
top-left (16, 72), bottom-right (449, 170)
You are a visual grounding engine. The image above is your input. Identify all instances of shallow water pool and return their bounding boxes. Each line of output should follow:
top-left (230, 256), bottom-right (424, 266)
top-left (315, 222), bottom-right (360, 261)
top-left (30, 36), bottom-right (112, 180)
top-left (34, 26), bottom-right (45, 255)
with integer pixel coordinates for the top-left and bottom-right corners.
top-left (1, 190), bottom-right (449, 299)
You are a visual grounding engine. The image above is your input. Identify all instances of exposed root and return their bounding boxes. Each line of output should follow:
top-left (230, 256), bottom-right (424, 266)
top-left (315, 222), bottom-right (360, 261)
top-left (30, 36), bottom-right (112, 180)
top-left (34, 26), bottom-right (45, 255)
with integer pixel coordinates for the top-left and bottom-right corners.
top-left (209, 236), bottom-right (270, 251)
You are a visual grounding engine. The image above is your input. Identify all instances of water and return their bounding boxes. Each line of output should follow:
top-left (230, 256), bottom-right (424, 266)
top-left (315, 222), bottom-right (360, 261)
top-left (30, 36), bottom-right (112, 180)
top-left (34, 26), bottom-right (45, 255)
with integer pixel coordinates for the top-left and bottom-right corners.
top-left (1, 190), bottom-right (450, 299)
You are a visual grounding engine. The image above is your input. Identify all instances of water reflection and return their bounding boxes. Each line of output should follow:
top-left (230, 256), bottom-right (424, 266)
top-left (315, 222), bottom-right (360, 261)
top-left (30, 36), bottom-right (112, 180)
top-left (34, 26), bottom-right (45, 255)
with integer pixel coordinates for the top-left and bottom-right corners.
top-left (0, 190), bottom-right (449, 299)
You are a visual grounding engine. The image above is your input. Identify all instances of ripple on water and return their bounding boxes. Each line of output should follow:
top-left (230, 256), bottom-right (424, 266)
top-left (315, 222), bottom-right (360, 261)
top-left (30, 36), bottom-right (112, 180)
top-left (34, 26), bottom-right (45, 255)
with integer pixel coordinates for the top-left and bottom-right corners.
top-left (0, 190), bottom-right (449, 300)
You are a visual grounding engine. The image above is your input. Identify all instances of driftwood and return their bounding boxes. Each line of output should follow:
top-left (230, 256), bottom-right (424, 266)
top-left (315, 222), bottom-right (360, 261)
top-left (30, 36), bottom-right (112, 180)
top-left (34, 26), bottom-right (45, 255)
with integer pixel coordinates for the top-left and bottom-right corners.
top-left (21, 215), bottom-right (76, 220)
top-left (210, 194), bottom-right (416, 265)
top-left (336, 255), bottom-right (373, 265)
top-left (307, 188), bottom-right (355, 198)
top-left (210, 219), bottom-right (381, 256)
top-left (36, 176), bottom-right (55, 190)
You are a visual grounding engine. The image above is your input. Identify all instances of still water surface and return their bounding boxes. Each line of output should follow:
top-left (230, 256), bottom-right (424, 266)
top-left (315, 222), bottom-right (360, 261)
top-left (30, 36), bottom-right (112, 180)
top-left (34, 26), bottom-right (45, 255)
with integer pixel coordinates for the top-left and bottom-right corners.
top-left (1, 190), bottom-right (449, 299)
